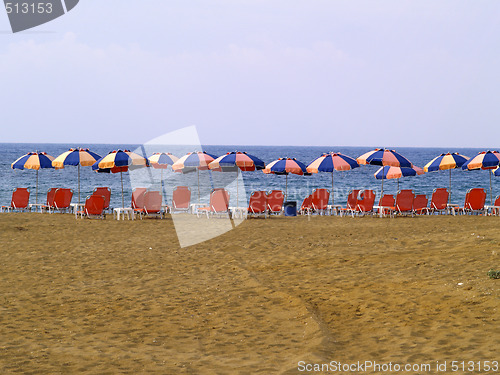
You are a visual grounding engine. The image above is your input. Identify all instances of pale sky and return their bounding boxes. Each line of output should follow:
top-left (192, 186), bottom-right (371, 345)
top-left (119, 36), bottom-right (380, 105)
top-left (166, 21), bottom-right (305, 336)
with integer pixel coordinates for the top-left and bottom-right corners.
top-left (1, 1), bottom-right (499, 147)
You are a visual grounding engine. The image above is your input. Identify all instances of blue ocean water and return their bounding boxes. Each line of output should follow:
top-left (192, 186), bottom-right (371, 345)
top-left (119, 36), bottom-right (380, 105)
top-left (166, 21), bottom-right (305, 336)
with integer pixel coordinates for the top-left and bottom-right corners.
top-left (0, 143), bottom-right (498, 208)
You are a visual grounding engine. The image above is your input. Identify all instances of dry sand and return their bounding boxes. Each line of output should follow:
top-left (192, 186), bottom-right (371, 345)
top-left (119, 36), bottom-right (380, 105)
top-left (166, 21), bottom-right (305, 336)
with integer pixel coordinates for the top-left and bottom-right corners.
top-left (0, 213), bottom-right (498, 374)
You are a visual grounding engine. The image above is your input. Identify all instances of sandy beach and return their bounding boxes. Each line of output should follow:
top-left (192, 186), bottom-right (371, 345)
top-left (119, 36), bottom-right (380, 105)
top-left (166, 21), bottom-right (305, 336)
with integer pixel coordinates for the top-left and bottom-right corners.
top-left (0, 213), bottom-right (498, 374)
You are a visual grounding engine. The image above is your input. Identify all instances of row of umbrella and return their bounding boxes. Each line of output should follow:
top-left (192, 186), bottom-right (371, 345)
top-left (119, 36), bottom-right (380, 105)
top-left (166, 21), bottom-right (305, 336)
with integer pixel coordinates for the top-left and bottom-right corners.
top-left (10, 148), bottom-right (500, 207)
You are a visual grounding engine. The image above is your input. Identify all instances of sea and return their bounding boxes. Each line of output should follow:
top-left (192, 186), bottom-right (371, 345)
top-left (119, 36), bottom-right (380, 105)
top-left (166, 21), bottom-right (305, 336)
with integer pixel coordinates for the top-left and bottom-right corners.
top-left (0, 143), bottom-right (498, 208)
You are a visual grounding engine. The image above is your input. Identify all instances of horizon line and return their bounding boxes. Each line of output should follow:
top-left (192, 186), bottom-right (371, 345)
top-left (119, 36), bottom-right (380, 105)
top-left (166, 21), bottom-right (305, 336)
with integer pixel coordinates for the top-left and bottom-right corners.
top-left (0, 142), bottom-right (495, 150)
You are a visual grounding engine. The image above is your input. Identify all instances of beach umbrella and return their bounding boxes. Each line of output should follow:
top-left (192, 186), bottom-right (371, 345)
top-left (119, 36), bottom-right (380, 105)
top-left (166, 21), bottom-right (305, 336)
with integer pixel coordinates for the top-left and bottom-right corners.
top-left (424, 152), bottom-right (469, 203)
top-left (148, 152), bottom-right (179, 201)
top-left (306, 152), bottom-right (359, 204)
top-left (263, 157), bottom-right (310, 199)
top-left (208, 151), bottom-right (266, 207)
top-left (148, 152), bottom-right (179, 168)
top-left (52, 148), bottom-right (102, 204)
top-left (462, 150), bottom-right (500, 205)
top-left (494, 165), bottom-right (500, 197)
top-left (92, 150), bottom-right (149, 208)
top-left (374, 165), bottom-right (424, 191)
top-left (357, 148), bottom-right (413, 193)
top-left (172, 151), bottom-right (217, 202)
top-left (357, 148), bottom-right (413, 168)
top-left (11, 151), bottom-right (58, 204)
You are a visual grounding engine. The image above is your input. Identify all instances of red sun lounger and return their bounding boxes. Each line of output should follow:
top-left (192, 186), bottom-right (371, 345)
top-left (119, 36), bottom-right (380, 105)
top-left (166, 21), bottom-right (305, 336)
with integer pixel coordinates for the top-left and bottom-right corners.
top-left (1, 188), bottom-right (30, 212)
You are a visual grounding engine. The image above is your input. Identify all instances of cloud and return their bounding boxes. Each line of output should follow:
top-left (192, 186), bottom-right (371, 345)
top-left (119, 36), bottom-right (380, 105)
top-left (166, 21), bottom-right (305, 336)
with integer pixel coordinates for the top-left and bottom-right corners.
top-left (0, 32), bottom-right (356, 144)
top-left (0, 13), bottom-right (499, 149)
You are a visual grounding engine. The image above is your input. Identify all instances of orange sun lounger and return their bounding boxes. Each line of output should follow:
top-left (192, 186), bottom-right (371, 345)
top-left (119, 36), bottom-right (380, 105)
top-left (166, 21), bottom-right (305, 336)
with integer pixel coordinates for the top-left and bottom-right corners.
top-left (412, 194), bottom-right (429, 215)
top-left (266, 190), bottom-right (284, 215)
top-left (52, 188), bottom-right (73, 213)
top-left (41, 188), bottom-right (58, 213)
top-left (340, 189), bottom-right (360, 216)
top-left (490, 195), bottom-right (500, 216)
top-left (429, 188), bottom-right (449, 214)
top-left (141, 191), bottom-right (163, 219)
top-left (376, 194), bottom-right (395, 217)
top-left (353, 190), bottom-right (376, 216)
top-left (299, 194), bottom-right (313, 215)
top-left (76, 195), bottom-right (106, 219)
top-left (452, 188), bottom-right (486, 215)
top-left (171, 186), bottom-right (191, 213)
top-left (131, 188), bottom-right (147, 216)
top-left (197, 189), bottom-right (230, 218)
top-left (247, 191), bottom-right (267, 217)
top-left (1, 188), bottom-right (30, 212)
top-left (92, 187), bottom-right (111, 212)
top-left (394, 189), bottom-right (415, 216)
top-left (310, 188), bottom-right (330, 215)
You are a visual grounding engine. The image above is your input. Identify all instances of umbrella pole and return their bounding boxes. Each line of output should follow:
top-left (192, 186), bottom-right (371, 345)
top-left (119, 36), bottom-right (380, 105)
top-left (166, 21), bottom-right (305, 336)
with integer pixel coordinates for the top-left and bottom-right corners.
top-left (198, 169), bottom-right (200, 203)
top-left (381, 177), bottom-right (384, 195)
top-left (331, 172), bottom-right (334, 205)
top-left (449, 169), bottom-right (452, 204)
top-left (78, 164), bottom-right (81, 204)
top-left (285, 174), bottom-right (288, 200)
top-left (236, 169), bottom-right (239, 207)
top-left (121, 171), bottom-right (124, 208)
top-left (161, 169), bottom-right (165, 203)
top-left (397, 178), bottom-right (399, 192)
top-left (36, 169), bottom-right (38, 205)
top-left (490, 170), bottom-right (493, 205)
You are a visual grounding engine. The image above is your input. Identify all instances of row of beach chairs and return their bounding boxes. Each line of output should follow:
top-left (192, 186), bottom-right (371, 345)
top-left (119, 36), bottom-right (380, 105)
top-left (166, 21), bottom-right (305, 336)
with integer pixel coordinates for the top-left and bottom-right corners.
top-left (294, 187), bottom-right (497, 217)
top-left (1, 187), bottom-right (75, 213)
top-left (2, 185), bottom-right (500, 219)
top-left (0, 187), bottom-right (111, 217)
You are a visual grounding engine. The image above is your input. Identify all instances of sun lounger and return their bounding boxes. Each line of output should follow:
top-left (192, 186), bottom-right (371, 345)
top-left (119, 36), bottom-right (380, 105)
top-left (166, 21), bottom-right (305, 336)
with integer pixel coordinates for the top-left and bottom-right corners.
top-left (41, 188), bottom-right (58, 213)
top-left (353, 190), bottom-right (376, 216)
top-left (311, 188), bottom-right (330, 215)
top-left (299, 194), bottom-right (313, 215)
top-left (247, 191), bottom-right (267, 217)
top-left (1, 188), bottom-right (30, 212)
top-left (413, 194), bottom-right (429, 215)
top-left (340, 189), bottom-right (360, 216)
top-left (171, 186), bottom-right (191, 213)
top-left (376, 194), bottom-right (395, 217)
top-left (454, 188), bottom-right (486, 215)
top-left (197, 188), bottom-right (230, 218)
top-left (52, 188), bottom-right (73, 213)
top-left (76, 195), bottom-right (106, 219)
top-left (394, 189), bottom-right (415, 216)
top-left (92, 187), bottom-right (111, 212)
top-left (266, 190), bottom-right (284, 215)
top-left (490, 195), bottom-right (500, 216)
top-left (141, 191), bottom-right (163, 219)
top-left (429, 188), bottom-right (449, 215)
top-left (131, 188), bottom-right (147, 216)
